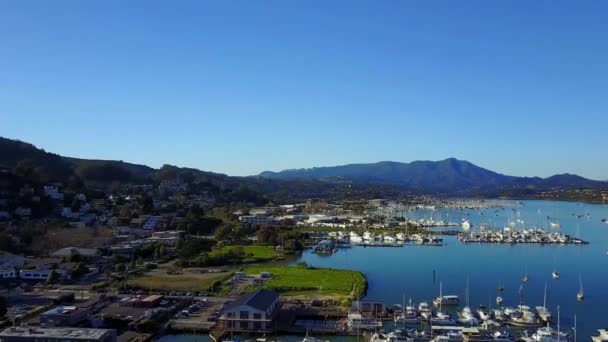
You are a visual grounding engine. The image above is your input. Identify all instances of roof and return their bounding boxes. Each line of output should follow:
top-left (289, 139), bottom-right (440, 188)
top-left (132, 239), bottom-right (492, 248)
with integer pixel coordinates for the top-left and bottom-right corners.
top-left (50, 247), bottom-right (100, 258)
top-left (226, 289), bottom-right (279, 312)
top-left (0, 327), bottom-right (113, 340)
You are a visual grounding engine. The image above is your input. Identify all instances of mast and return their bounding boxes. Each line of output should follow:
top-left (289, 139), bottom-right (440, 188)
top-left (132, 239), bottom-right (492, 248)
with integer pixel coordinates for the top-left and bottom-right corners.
top-left (557, 305), bottom-right (561, 342)
top-left (543, 282), bottom-right (547, 308)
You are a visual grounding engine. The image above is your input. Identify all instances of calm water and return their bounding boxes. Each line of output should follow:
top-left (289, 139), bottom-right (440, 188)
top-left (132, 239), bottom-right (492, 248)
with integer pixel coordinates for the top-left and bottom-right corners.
top-left (159, 200), bottom-right (608, 341)
top-left (297, 200), bottom-right (608, 339)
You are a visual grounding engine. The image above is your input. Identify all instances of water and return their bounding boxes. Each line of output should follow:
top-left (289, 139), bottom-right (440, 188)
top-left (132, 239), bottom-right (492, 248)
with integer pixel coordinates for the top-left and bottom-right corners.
top-left (159, 200), bottom-right (608, 341)
top-left (297, 200), bottom-right (608, 339)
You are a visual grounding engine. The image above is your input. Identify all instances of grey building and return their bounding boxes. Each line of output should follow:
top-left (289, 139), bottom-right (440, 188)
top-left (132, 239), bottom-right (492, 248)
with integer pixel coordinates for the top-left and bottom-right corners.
top-left (0, 327), bottom-right (116, 342)
top-left (219, 289), bottom-right (280, 333)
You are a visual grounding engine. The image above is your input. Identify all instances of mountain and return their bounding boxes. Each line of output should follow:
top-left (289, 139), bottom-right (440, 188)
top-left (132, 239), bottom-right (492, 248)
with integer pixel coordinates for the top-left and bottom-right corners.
top-left (258, 159), bottom-right (608, 193)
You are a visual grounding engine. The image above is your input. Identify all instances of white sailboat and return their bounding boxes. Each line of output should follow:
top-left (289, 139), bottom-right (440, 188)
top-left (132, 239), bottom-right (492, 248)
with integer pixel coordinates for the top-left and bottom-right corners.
top-left (522, 265), bottom-right (529, 283)
top-left (535, 282), bottom-right (552, 323)
top-left (577, 275), bottom-right (584, 301)
top-left (458, 277), bottom-right (479, 326)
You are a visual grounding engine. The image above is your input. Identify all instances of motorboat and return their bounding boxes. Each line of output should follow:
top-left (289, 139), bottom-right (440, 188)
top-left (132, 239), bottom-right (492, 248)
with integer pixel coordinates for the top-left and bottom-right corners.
top-left (552, 271), bottom-right (560, 280)
top-left (458, 307), bottom-right (479, 326)
top-left (418, 302), bottom-right (432, 320)
top-left (496, 296), bottom-right (503, 305)
top-left (592, 329), bottom-right (608, 342)
top-left (433, 295), bottom-right (460, 307)
top-left (477, 305), bottom-right (490, 321)
top-left (525, 326), bottom-right (570, 342)
top-left (431, 311), bottom-right (457, 326)
top-left (371, 331), bottom-right (413, 342)
top-left (394, 300), bottom-right (420, 324)
top-left (347, 313), bottom-right (382, 330)
top-left (508, 308), bottom-right (540, 327)
top-left (492, 309), bottom-right (506, 322)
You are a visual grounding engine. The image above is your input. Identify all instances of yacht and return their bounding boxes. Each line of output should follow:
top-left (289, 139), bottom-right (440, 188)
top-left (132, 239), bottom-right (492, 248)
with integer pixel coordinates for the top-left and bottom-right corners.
top-left (549, 222), bottom-right (561, 229)
top-left (433, 283), bottom-right (460, 306)
top-left (396, 233), bottom-right (406, 241)
top-left (477, 305), bottom-right (490, 321)
top-left (523, 326), bottom-right (570, 342)
top-left (350, 233), bottom-right (363, 243)
top-left (431, 311), bottom-right (457, 326)
top-left (384, 235), bottom-right (397, 243)
top-left (462, 220), bottom-right (472, 230)
top-left (592, 329), bottom-right (608, 342)
top-left (433, 295), bottom-right (459, 307)
top-left (432, 331), bottom-right (464, 342)
top-left (508, 308), bottom-right (539, 327)
top-left (395, 299), bottom-right (420, 324)
top-left (418, 302), bottom-right (432, 320)
top-left (458, 307), bottom-right (479, 326)
top-left (492, 309), bottom-right (506, 322)
top-left (371, 331), bottom-right (413, 342)
top-left (347, 313), bottom-right (382, 330)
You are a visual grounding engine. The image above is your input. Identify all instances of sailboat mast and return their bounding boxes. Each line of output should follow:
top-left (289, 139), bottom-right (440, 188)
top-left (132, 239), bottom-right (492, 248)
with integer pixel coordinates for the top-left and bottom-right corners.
top-left (543, 282), bottom-right (547, 308)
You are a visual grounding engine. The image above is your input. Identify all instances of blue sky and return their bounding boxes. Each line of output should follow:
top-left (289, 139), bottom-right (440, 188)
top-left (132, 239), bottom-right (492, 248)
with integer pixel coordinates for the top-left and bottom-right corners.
top-left (1, 1), bottom-right (607, 179)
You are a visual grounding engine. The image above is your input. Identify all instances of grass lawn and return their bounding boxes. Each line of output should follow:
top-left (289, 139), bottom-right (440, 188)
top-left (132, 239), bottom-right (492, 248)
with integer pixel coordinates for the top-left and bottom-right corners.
top-left (127, 271), bottom-right (229, 292)
top-left (210, 245), bottom-right (283, 263)
top-left (243, 265), bottom-right (366, 302)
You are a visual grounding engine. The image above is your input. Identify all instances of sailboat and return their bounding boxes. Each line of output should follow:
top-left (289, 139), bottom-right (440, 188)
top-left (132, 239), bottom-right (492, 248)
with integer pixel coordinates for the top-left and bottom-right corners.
top-left (497, 280), bottom-right (504, 292)
top-left (552, 257), bottom-right (560, 280)
top-left (535, 282), bottom-right (552, 323)
top-left (458, 277), bottom-right (479, 326)
top-left (577, 275), bottom-right (585, 301)
top-left (522, 265), bottom-right (529, 283)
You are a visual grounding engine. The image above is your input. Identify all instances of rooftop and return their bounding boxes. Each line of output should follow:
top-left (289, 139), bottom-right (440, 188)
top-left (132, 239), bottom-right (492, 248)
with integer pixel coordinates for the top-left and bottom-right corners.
top-left (0, 327), bottom-right (114, 340)
top-left (226, 289), bottom-right (279, 312)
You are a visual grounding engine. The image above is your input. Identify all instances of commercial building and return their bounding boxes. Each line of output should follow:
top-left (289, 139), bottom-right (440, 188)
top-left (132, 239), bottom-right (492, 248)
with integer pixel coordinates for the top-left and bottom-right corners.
top-left (0, 327), bottom-right (116, 342)
top-left (219, 289), bottom-right (280, 333)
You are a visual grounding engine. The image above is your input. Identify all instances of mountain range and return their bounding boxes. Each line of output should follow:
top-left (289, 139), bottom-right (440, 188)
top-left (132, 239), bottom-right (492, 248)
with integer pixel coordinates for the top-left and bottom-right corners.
top-left (1, 136), bottom-right (606, 201)
top-left (258, 159), bottom-right (608, 193)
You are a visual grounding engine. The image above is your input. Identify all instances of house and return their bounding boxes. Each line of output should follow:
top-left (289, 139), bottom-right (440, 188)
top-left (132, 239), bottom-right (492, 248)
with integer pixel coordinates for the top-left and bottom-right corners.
top-left (0, 253), bottom-right (25, 269)
top-left (14, 207), bottom-right (31, 218)
top-left (219, 289), bottom-right (280, 333)
top-left (44, 185), bottom-right (65, 201)
top-left (238, 215), bottom-right (276, 227)
top-left (50, 247), bottom-right (101, 260)
top-left (0, 327), bottom-right (116, 342)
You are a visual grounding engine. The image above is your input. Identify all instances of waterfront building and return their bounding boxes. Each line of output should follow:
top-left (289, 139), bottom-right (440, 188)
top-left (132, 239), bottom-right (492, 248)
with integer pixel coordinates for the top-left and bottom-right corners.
top-left (219, 289), bottom-right (280, 333)
top-left (0, 327), bottom-right (116, 342)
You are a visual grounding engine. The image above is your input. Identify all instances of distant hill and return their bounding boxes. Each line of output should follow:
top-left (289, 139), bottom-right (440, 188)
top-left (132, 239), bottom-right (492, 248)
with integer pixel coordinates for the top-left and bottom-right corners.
top-left (2, 136), bottom-right (606, 201)
top-left (258, 159), bottom-right (608, 193)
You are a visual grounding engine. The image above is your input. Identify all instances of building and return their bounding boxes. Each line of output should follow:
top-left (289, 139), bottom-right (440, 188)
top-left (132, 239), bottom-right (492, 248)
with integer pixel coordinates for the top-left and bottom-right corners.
top-left (238, 215), bottom-right (275, 227)
top-left (40, 306), bottom-right (91, 327)
top-left (44, 185), bottom-right (65, 201)
top-left (0, 327), bottom-right (116, 342)
top-left (219, 289), bottom-right (280, 333)
top-left (0, 269), bottom-right (17, 279)
top-left (50, 247), bottom-right (101, 260)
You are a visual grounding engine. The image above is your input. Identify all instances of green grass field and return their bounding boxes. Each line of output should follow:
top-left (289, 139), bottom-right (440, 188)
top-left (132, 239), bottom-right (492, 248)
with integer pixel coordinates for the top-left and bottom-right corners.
top-left (210, 245), bottom-right (283, 263)
top-left (127, 273), bottom-right (227, 292)
top-left (243, 265), bottom-right (366, 301)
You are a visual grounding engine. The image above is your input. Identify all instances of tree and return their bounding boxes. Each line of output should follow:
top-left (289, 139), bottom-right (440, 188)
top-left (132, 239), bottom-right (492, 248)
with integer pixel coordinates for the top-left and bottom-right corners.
top-left (115, 263), bottom-right (126, 273)
top-left (257, 226), bottom-right (279, 245)
top-left (71, 262), bottom-right (89, 279)
top-left (158, 245), bottom-right (166, 258)
top-left (0, 296), bottom-right (7, 318)
top-left (47, 269), bottom-right (60, 284)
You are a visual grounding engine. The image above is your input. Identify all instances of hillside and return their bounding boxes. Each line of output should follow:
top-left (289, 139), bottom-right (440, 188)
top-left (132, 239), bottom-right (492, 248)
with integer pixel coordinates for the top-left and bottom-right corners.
top-left (258, 159), bottom-right (608, 193)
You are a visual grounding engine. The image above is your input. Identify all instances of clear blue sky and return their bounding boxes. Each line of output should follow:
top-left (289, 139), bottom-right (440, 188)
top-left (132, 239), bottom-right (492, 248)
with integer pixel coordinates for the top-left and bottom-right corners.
top-left (1, 1), bottom-right (607, 179)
